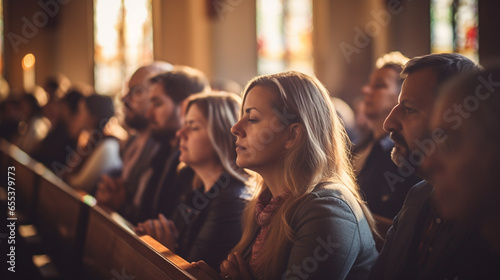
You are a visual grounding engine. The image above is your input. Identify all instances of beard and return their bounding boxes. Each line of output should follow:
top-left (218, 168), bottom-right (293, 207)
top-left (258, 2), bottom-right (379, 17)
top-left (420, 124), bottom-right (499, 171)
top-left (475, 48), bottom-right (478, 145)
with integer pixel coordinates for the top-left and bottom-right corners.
top-left (149, 108), bottom-right (182, 144)
top-left (389, 131), bottom-right (410, 168)
top-left (150, 126), bottom-right (177, 143)
top-left (125, 114), bottom-right (149, 131)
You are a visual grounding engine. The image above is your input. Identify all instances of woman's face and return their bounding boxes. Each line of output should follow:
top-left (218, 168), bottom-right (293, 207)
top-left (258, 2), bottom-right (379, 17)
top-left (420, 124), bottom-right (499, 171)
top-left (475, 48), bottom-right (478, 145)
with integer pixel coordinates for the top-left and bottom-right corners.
top-left (176, 104), bottom-right (218, 168)
top-left (231, 86), bottom-right (291, 173)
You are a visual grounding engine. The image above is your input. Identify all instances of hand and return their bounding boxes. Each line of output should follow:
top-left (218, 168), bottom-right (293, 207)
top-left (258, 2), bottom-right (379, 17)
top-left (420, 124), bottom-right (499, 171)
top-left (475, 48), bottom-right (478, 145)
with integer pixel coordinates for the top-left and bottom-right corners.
top-left (95, 175), bottom-right (126, 210)
top-left (220, 252), bottom-right (253, 280)
top-left (135, 214), bottom-right (178, 250)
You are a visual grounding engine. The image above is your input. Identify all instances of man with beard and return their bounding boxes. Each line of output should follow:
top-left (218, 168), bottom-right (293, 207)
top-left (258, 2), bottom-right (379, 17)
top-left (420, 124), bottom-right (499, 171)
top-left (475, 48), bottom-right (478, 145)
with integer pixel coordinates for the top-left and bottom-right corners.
top-left (368, 54), bottom-right (495, 279)
top-left (95, 61), bottom-right (172, 218)
top-left (354, 52), bottom-right (421, 220)
top-left (133, 66), bottom-right (210, 223)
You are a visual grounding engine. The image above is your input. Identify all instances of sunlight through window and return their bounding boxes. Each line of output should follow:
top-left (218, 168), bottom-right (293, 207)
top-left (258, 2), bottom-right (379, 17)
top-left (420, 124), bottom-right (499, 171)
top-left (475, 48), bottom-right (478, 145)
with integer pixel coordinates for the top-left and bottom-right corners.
top-left (94, 0), bottom-right (153, 95)
top-left (257, 0), bottom-right (314, 75)
top-left (431, 0), bottom-right (478, 62)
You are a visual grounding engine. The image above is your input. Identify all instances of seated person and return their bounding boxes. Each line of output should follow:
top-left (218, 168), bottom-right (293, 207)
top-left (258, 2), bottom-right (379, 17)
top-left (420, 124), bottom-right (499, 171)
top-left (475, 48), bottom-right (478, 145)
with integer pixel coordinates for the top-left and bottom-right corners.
top-left (33, 89), bottom-right (83, 168)
top-left (124, 66), bottom-right (210, 224)
top-left (428, 67), bottom-right (500, 258)
top-left (193, 71), bottom-right (378, 279)
top-left (0, 98), bottom-right (22, 141)
top-left (63, 94), bottom-right (122, 192)
top-left (369, 53), bottom-right (496, 280)
top-left (136, 91), bottom-right (252, 270)
top-left (95, 62), bottom-right (172, 214)
top-left (13, 93), bottom-right (51, 154)
top-left (354, 52), bottom-right (420, 219)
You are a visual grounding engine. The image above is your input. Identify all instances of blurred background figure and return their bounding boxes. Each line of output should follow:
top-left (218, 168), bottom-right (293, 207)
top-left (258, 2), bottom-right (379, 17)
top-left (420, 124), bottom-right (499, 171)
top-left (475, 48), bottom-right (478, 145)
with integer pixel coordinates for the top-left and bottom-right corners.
top-left (32, 88), bottom-right (84, 169)
top-left (211, 77), bottom-right (243, 95)
top-left (0, 98), bottom-right (21, 142)
top-left (428, 67), bottom-right (500, 254)
top-left (12, 93), bottom-right (51, 154)
top-left (63, 94), bottom-right (122, 192)
top-left (95, 61), bottom-right (173, 216)
top-left (42, 74), bottom-right (71, 125)
top-left (353, 52), bottom-right (421, 219)
top-left (97, 66), bottom-right (209, 224)
top-left (330, 96), bottom-right (357, 144)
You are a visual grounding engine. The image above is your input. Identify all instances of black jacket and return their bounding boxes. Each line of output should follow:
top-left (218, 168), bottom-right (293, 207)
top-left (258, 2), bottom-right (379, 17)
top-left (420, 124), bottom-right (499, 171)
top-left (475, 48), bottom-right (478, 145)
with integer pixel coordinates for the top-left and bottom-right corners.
top-left (369, 181), bottom-right (499, 280)
top-left (171, 172), bottom-right (250, 270)
top-left (356, 135), bottom-right (421, 219)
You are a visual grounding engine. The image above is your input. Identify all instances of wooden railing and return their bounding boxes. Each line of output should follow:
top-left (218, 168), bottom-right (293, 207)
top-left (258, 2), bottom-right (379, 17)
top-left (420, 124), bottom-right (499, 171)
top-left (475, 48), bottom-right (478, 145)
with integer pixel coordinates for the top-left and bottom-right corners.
top-left (0, 139), bottom-right (218, 279)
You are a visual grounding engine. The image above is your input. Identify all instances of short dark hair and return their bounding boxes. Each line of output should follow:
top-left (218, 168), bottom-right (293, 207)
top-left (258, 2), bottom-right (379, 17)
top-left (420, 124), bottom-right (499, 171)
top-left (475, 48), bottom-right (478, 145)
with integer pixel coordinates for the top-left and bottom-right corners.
top-left (149, 66), bottom-right (210, 104)
top-left (61, 88), bottom-right (84, 114)
top-left (85, 94), bottom-right (115, 128)
top-left (402, 53), bottom-right (482, 94)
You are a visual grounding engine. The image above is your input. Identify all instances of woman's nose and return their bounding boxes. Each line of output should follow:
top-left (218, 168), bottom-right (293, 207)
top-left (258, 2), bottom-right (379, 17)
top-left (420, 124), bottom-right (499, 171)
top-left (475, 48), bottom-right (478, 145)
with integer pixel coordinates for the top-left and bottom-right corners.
top-left (176, 126), bottom-right (186, 138)
top-left (231, 120), bottom-right (243, 137)
top-left (362, 85), bottom-right (372, 96)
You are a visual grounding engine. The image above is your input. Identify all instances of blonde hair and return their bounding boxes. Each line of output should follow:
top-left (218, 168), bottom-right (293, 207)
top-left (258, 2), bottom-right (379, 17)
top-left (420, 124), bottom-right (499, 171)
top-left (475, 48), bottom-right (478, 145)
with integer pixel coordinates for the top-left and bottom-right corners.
top-left (231, 71), bottom-right (378, 279)
top-left (185, 91), bottom-right (249, 183)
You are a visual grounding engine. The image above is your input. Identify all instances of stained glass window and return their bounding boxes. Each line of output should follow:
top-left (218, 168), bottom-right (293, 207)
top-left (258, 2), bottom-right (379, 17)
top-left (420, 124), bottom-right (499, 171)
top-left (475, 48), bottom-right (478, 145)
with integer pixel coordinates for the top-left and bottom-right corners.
top-left (94, 0), bottom-right (153, 95)
top-left (431, 0), bottom-right (478, 62)
top-left (256, 0), bottom-right (314, 75)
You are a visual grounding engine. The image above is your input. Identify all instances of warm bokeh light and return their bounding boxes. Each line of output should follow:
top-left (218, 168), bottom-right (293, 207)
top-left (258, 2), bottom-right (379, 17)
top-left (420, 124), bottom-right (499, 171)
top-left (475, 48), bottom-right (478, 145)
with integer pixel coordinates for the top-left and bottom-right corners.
top-left (33, 86), bottom-right (49, 107)
top-left (94, 0), bottom-right (153, 94)
top-left (22, 53), bottom-right (36, 70)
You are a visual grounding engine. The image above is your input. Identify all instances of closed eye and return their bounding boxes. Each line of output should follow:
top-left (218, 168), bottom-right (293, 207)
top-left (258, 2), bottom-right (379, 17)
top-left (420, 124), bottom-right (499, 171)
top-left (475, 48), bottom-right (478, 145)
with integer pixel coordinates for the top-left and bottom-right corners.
top-left (403, 106), bottom-right (416, 114)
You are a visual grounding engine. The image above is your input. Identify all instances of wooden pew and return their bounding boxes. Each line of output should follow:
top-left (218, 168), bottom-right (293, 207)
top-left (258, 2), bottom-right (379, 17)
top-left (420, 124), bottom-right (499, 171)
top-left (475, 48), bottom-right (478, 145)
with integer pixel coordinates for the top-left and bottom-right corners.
top-left (81, 204), bottom-right (215, 280)
top-left (1, 140), bottom-right (218, 279)
top-left (35, 168), bottom-right (90, 276)
top-left (0, 139), bottom-right (40, 220)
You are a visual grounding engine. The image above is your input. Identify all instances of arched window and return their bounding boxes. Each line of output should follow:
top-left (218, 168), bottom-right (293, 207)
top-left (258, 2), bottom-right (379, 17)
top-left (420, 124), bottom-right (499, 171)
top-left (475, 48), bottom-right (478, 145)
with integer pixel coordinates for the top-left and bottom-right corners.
top-left (94, 0), bottom-right (153, 95)
top-left (431, 0), bottom-right (478, 62)
top-left (256, 0), bottom-right (314, 75)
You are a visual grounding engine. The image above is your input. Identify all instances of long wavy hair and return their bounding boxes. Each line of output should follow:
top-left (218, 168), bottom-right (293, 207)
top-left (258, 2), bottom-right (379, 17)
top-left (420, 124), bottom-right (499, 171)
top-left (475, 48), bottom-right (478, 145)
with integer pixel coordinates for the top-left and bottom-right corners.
top-left (184, 91), bottom-right (249, 183)
top-left (230, 71), bottom-right (378, 279)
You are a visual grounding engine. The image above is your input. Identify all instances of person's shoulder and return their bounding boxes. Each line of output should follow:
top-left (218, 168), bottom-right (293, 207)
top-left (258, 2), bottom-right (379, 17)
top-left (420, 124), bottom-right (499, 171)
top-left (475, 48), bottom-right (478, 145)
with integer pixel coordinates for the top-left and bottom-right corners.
top-left (293, 183), bottom-right (361, 224)
top-left (212, 174), bottom-right (252, 202)
top-left (403, 180), bottom-right (432, 206)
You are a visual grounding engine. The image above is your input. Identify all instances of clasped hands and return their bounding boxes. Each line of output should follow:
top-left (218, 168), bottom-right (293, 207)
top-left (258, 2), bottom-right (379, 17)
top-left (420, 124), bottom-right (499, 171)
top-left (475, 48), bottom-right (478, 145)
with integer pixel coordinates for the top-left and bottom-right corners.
top-left (135, 213), bottom-right (179, 250)
top-left (95, 174), bottom-right (126, 211)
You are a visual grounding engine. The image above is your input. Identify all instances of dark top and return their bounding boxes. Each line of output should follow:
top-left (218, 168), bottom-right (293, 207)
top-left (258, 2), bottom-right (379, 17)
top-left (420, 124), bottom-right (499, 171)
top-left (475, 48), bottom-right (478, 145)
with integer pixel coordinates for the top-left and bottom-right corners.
top-left (116, 134), bottom-right (161, 223)
top-left (369, 181), bottom-right (500, 280)
top-left (32, 122), bottom-right (77, 168)
top-left (133, 144), bottom-right (193, 223)
top-left (170, 172), bottom-right (250, 270)
top-left (356, 134), bottom-right (421, 219)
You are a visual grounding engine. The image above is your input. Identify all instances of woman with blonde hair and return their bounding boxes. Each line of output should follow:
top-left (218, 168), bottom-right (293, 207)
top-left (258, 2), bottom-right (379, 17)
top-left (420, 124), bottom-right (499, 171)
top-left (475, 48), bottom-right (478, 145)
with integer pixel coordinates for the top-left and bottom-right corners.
top-left (136, 91), bottom-right (253, 270)
top-left (194, 71), bottom-right (378, 279)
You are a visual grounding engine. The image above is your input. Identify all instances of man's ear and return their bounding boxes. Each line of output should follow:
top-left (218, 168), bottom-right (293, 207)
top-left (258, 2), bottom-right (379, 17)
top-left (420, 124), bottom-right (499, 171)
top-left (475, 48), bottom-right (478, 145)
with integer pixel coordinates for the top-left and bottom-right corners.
top-left (285, 123), bottom-right (302, 149)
